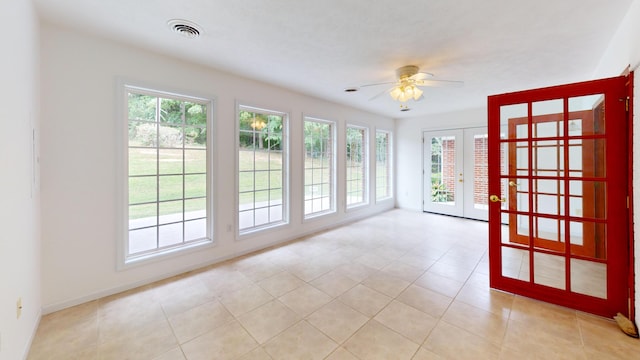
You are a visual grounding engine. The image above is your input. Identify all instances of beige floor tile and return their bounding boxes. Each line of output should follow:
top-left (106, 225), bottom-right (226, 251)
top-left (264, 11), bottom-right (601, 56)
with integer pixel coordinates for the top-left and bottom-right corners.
top-left (286, 260), bottom-right (334, 282)
top-left (354, 252), bottom-right (392, 270)
top-left (237, 300), bottom-right (300, 344)
top-left (168, 299), bottom-right (234, 344)
top-left (181, 321), bottom-right (258, 360)
top-left (411, 347), bottom-right (445, 360)
top-left (97, 318), bottom-right (178, 360)
top-left (374, 300), bottom-right (438, 344)
top-left (427, 261), bottom-right (474, 283)
top-left (396, 285), bottom-right (452, 318)
top-left (414, 271), bottom-right (464, 298)
top-left (306, 300), bottom-right (369, 343)
top-left (465, 271), bottom-right (490, 288)
top-left (198, 268), bottom-right (255, 296)
top-left (333, 263), bottom-right (377, 282)
top-left (343, 320), bottom-right (419, 360)
top-left (257, 271), bottom-right (305, 297)
top-left (339, 284), bottom-right (392, 317)
top-left (28, 302), bottom-right (98, 359)
top-left (577, 312), bottom-right (640, 358)
top-left (98, 287), bottom-right (166, 341)
top-left (424, 321), bottom-right (501, 360)
top-left (362, 271), bottom-right (411, 297)
top-left (263, 321), bottom-right (337, 360)
top-left (441, 300), bottom-right (508, 345)
top-left (278, 284), bottom-right (333, 317)
top-left (508, 296), bottom-right (581, 345)
top-left (324, 347), bottom-right (359, 360)
top-left (219, 284), bottom-right (274, 317)
top-left (151, 347), bottom-right (185, 360)
top-left (379, 261), bottom-right (425, 282)
top-left (28, 345), bottom-right (98, 360)
top-left (502, 317), bottom-right (584, 357)
top-left (500, 341), bottom-right (587, 360)
top-left (455, 284), bottom-right (513, 317)
top-left (153, 274), bottom-right (214, 317)
top-left (259, 247), bottom-right (304, 268)
top-left (28, 210), bottom-right (639, 360)
top-left (238, 346), bottom-right (274, 360)
top-left (239, 261), bottom-right (284, 282)
top-left (310, 270), bottom-right (358, 298)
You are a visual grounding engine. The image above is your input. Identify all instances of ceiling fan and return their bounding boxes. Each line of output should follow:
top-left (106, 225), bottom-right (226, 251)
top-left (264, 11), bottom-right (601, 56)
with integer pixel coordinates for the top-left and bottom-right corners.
top-left (345, 65), bottom-right (463, 104)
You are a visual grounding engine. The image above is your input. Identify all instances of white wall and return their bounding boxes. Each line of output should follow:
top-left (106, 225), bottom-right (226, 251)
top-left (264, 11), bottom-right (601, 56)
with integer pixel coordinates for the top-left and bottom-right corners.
top-left (592, 0), bottom-right (640, 326)
top-left (39, 23), bottom-right (394, 312)
top-left (395, 107), bottom-right (486, 210)
top-left (0, 0), bottom-right (41, 359)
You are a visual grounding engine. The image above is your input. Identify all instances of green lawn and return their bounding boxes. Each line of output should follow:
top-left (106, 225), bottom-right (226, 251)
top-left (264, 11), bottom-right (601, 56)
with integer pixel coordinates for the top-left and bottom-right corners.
top-left (129, 147), bottom-right (380, 220)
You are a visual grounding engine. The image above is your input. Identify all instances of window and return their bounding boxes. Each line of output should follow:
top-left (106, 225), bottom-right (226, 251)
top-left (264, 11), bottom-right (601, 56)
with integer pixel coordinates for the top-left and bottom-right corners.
top-left (376, 130), bottom-right (392, 201)
top-left (304, 117), bottom-right (336, 217)
top-left (124, 86), bottom-right (212, 263)
top-left (238, 106), bottom-right (288, 233)
top-left (346, 125), bottom-right (368, 207)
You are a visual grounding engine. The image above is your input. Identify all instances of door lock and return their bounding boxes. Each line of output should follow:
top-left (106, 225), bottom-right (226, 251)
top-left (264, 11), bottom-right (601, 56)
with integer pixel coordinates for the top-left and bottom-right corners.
top-left (489, 195), bottom-right (506, 203)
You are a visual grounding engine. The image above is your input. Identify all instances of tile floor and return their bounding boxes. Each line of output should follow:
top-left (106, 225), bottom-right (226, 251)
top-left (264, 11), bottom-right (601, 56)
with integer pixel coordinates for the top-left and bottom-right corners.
top-left (27, 210), bottom-right (640, 359)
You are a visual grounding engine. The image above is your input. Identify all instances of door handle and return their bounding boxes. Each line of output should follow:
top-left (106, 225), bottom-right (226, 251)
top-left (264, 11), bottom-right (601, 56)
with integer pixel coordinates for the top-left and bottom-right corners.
top-left (509, 181), bottom-right (519, 187)
top-left (489, 195), bottom-right (506, 203)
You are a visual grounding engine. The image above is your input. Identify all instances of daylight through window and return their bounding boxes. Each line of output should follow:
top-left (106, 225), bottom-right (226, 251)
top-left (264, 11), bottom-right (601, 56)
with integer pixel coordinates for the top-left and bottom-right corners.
top-left (126, 87), bottom-right (212, 261)
top-left (238, 106), bottom-right (288, 232)
top-left (346, 125), bottom-right (368, 207)
top-left (376, 130), bottom-right (392, 200)
top-left (304, 117), bottom-right (335, 217)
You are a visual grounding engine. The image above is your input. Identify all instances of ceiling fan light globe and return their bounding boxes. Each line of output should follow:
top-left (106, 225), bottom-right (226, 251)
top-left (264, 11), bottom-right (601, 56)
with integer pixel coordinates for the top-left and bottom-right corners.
top-left (390, 87), bottom-right (402, 100)
top-left (413, 87), bottom-right (423, 100)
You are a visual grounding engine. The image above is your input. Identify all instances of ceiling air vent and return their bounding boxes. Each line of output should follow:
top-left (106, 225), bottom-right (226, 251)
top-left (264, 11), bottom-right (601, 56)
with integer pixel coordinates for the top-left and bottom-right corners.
top-left (167, 19), bottom-right (202, 39)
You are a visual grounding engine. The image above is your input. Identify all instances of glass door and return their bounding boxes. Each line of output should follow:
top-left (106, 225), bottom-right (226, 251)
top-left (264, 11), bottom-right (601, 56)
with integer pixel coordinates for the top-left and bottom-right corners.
top-left (423, 128), bottom-right (490, 220)
top-left (488, 75), bottom-right (630, 318)
top-left (423, 129), bottom-right (464, 217)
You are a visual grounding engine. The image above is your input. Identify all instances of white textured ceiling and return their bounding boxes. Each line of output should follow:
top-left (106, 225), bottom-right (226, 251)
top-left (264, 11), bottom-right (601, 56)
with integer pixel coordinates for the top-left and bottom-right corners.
top-left (35, 0), bottom-right (634, 118)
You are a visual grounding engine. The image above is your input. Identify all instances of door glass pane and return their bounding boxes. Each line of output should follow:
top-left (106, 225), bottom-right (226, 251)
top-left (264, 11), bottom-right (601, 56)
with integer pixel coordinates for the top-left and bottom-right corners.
top-left (431, 136), bottom-right (456, 204)
top-left (504, 141), bottom-right (528, 177)
top-left (571, 258), bottom-right (606, 299)
top-left (534, 252), bottom-right (566, 290)
top-left (534, 217), bottom-right (565, 253)
top-left (473, 134), bottom-right (488, 210)
top-left (569, 94), bottom-right (605, 135)
top-left (569, 139), bottom-right (606, 177)
top-left (570, 221), bottom-right (606, 260)
top-left (502, 247), bottom-right (528, 281)
top-left (532, 99), bottom-right (563, 117)
top-left (500, 103), bottom-right (528, 138)
top-left (533, 140), bottom-right (564, 172)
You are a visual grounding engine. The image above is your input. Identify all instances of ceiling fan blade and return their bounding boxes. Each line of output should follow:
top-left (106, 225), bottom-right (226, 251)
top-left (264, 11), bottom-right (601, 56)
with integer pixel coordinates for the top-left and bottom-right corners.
top-left (410, 72), bottom-right (434, 81)
top-left (368, 87), bottom-right (395, 101)
top-left (358, 81), bottom-right (397, 88)
top-left (415, 79), bottom-right (464, 87)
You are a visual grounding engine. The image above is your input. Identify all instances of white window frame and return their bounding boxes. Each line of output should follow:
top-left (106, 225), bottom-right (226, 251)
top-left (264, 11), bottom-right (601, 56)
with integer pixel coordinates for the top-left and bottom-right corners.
top-left (345, 124), bottom-right (369, 209)
top-left (118, 83), bottom-right (214, 268)
top-left (303, 116), bottom-right (337, 219)
top-left (375, 129), bottom-right (393, 202)
top-left (236, 104), bottom-right (289, 236)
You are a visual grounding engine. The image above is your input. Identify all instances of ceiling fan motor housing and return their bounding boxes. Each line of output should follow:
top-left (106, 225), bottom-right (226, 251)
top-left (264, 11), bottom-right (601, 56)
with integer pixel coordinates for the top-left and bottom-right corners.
top-left (396, 65), bottom-right (420, 80)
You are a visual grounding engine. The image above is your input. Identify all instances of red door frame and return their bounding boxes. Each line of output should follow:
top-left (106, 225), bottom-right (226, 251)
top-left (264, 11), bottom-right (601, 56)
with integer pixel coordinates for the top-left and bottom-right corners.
top-left (488, 75), bottom-right (632, 318)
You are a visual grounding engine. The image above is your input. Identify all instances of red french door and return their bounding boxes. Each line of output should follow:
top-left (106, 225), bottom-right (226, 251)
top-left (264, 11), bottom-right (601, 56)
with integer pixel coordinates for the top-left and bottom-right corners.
top-left (488, 74), bottom-right (632, 318)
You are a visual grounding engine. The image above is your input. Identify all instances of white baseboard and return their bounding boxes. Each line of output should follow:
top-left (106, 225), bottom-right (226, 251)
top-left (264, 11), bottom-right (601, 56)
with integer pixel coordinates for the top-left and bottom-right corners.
top-left (21, 309), bottom-right (42, 360)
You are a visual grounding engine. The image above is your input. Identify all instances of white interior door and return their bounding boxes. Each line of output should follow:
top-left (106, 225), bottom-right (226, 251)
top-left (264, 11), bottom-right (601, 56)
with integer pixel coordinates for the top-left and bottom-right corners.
top-left (423, 127), bottom-right (489, 220)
